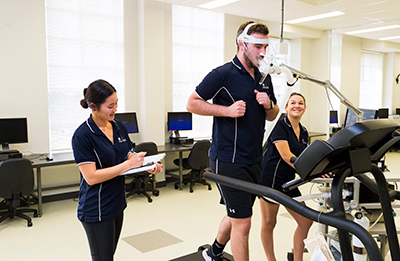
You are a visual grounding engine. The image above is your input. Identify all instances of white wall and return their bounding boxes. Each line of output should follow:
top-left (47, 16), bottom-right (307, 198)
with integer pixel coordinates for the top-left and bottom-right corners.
top-left (0, 0), bottom-right (49, 153)
top-left (339, 35), bottom-right (362, 121)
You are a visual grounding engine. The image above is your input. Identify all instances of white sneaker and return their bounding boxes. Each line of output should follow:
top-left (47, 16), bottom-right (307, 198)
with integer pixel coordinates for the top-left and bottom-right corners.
top-left (202, 248), bottom-right (223, 261)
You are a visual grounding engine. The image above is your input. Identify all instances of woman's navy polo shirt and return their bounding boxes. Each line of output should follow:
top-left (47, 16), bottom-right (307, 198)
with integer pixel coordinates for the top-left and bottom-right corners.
top-left (195, 56), bottom-right (277, 165)
top-left (260, 117), bottom-right (308, 191)
top-left (72, 116), bottom-right (132, 222)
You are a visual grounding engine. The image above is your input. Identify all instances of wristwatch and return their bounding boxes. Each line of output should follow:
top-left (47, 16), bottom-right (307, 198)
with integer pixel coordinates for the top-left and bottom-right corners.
top-left (270, 100), bottom-right (275, 109)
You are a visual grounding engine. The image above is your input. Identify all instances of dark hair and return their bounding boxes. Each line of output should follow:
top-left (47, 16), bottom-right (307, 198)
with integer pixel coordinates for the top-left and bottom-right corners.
top-left (80, 79), bottom-right (117, 110)
top-left (286, 92), bottom-right (306, 107)
top-left (236, 21), bottom-right (270, 47)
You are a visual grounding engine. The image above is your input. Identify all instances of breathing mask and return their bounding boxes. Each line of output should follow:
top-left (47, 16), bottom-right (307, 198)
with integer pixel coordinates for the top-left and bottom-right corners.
top-left (237, 23), bottom-right (276, 76)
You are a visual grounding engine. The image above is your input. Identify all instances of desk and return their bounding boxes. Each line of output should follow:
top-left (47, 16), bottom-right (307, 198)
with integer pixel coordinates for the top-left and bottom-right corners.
top-left (27, 144), bottom-right (193, 216)
top-left (158, 143), bottom-right (193, 190)
top-left (28, 152), bottom-right (75, 216)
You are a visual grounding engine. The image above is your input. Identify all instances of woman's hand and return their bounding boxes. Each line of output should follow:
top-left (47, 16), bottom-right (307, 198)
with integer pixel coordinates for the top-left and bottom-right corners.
top-left (127, 152), bottom-right (146, 169)
top-left (147, 162), bottom-right (163, 174)
top-left (321, 172), bottom-right (332, 178)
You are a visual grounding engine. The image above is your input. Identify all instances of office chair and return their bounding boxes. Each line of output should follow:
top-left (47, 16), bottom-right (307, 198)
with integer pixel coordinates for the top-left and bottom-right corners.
top-left (0, 158), bottom-right (38, 227)
top-left (173, 140), bottom-right (212, 193)
top-left (125, 142), bottom-right (160, 203)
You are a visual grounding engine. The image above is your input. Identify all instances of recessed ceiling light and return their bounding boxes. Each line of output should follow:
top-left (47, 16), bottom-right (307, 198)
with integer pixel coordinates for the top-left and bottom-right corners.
top-left (379, 35), bottom-right (400, 41)
top-left (199, 0), bottom-right (239, 9)
top-left (346, 25), bottom-right (400, 35)
top-left (285, 11), bottom-right (344, 24)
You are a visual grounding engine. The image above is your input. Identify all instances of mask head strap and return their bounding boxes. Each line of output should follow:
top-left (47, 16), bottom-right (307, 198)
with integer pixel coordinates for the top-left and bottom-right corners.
top-left (237, 23), bottom-right (269, 45)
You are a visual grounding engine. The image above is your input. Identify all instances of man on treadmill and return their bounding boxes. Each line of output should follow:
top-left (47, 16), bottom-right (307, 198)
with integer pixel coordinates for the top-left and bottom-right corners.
top-left (186, 21), bottom-right (279, 261)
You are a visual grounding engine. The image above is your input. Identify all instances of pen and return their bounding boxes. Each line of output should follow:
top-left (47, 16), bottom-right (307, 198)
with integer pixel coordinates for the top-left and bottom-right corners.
top-left (129, 149), bottom-right (136, 154)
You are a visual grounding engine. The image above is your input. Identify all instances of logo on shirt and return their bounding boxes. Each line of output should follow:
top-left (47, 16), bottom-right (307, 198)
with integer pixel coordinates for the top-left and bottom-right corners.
top-left (118, 137), bottom-right (127, 143)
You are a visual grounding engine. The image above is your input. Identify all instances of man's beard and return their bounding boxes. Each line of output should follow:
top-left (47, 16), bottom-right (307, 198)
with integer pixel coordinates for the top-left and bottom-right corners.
top-left (243, 53), bottom-right (259, 71)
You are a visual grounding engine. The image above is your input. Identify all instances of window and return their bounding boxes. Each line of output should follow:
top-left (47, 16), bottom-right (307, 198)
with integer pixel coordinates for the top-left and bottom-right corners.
top-left (172, 5), bottom-right (224, 138)
top-left (46, 0), bottom-right (124, 151)
top-left (359, 51), bottom-right (383, 109)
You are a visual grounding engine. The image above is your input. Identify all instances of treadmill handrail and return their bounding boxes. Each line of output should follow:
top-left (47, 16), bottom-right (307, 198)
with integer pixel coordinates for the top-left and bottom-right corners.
top-left (204, 171), bottom-right (383, 261)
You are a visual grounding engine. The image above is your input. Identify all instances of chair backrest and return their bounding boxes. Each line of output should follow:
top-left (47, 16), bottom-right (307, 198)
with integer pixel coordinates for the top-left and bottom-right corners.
top-left (0, 158), bottom-right (34, 199)
top-left (187, 140), bottom-right (211, 170)
top-left (135, 142), bottom-right (158, 156)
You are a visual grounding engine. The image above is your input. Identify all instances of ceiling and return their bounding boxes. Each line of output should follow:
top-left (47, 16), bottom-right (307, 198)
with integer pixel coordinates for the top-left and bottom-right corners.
top-left (155, 0), bottom-right (400, 52)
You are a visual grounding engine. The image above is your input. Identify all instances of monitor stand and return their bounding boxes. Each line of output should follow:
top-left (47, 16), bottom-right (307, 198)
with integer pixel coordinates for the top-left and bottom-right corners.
top-left (172, 130), bottom-right (181, 138)
top-left (169, 131), bottom-right (192, 144)
top-left (0, 143), bottom-right (12, 153)
top-left (0, 143), bottom-right (19, 154)
top-left (170, 130), bottom-right (188, 140)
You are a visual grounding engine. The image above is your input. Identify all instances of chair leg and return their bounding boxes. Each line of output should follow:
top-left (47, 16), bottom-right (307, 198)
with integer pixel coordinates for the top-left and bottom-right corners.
top-left (0, 207), bottom-right (37, 227)
top-left (126, 175), bottom-right (154, 203)
top-left (179, 170), bottom-right (212, 192)
top-left (0, 211), bottom-right (12, 224)
top-left (139, 191), bottom-right (153, 203)
top-left (15, 212), bottom-right (33, 227)
top-left (146, 175), bottom-right (160, 197)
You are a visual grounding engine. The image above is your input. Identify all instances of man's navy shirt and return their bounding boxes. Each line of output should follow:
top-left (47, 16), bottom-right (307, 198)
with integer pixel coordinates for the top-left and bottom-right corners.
top-left (195, 55), bottom-right (277, 164)
top-left (72, 116), bottom-right (132, 222)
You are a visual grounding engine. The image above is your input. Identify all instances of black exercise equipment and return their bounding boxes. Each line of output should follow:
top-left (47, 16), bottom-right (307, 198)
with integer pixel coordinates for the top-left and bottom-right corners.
top-left (169, 244), bottom-right (233, 261)
top-left (204, 119), bottom-right (400, 261)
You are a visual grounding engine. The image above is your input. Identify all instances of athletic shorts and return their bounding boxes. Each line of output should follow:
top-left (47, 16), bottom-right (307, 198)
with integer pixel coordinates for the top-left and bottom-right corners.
top-left (210, 159), bottom-right (261, 219)
top-left (260, 174), bottom-right (302, 204)
top-left (260, 187), bottom-right (302, 204)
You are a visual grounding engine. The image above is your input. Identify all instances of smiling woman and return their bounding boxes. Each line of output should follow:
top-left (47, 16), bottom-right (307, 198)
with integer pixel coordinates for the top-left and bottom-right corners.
top-left (259, 92), bottom-right (311, 261)
top-left (71, 79), bottom-right (163, 260)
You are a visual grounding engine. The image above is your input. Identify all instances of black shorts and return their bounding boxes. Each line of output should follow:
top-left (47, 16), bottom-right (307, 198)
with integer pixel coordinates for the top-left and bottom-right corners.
top-left (260, 174), bottom-right (302, 204)
top-left (260, 187), bottom-right (302, 204)
top-left (210, 159), bottom-right (261, 219)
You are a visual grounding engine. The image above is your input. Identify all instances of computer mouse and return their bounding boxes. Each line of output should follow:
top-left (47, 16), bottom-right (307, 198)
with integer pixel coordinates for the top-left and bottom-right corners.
top-left (46, 155), bottom-right (53, 161)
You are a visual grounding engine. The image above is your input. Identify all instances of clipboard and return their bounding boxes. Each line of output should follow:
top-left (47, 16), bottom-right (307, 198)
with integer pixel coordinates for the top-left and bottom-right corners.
top-left (121, 153), bottom-right (166, 175)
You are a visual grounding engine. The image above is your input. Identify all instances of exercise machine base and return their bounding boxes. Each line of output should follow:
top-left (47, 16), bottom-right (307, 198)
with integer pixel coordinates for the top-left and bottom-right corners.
top-left (169, 244), bottom-right (234, 261)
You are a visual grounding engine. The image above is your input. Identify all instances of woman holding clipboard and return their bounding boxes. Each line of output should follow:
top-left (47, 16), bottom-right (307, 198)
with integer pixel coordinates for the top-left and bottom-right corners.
top-left (72, 79), bottom-right (162, 261)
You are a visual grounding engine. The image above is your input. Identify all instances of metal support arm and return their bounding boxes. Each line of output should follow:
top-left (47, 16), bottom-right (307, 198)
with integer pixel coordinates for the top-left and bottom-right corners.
top-left (280, 63), bottom-right (364, 122)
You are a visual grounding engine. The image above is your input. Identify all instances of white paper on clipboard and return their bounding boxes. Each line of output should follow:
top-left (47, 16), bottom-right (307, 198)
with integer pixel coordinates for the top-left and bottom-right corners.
top-left (121, 153), bottom-right (166, 175)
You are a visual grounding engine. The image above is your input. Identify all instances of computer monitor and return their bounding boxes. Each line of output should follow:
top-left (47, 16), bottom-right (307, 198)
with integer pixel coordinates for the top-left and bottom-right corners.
top-left (396, 108), bottom-right (400, 115)
top-left (343, 108), bottom-right (377, 128)
top-left (377, 108), bottom-right (389, 119)
top-left (167, 112), bottom-right (192, 137)
top-left (329, 110), bottom-right (338, 124)
top-left (0, 118), bottom-right (28, 151)
top-left (114, 112), bottom-right (139, 134)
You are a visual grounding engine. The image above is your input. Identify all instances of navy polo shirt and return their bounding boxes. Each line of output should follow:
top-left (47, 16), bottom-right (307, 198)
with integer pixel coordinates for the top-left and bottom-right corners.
top-left (195, 55), bottom-right (277, 164)
top-left (72, 116), bottom-right (132, 222)
top-left (260, 117), bottom-right (308, 190)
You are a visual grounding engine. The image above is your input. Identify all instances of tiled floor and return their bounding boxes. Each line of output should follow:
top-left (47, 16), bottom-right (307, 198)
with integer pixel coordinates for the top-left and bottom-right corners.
top-left (1, 152), bottom-right (400, 260)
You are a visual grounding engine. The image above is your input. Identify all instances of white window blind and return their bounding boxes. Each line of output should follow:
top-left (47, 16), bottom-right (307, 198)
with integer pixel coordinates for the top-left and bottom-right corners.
top-left (45, 0), bottom-right (124, 151)
top-left (359, 51), bottom-right (383, 109)
top-left (172, 5), bottom-right (224, 139)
